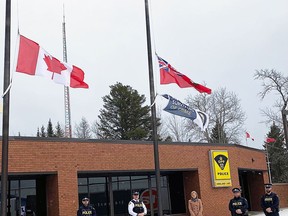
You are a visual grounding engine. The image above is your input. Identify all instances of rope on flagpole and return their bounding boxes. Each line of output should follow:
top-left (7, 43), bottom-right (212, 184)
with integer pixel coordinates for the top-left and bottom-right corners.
top-left (2, 0), bottom-right (20, 98)
top-left (16, 0), bottom-right (20, 33)
top-left (150, 93), bottom-right (159, 108)
top-left (2, 34), bottom-right (20, 98)
top-left (147, 0), bottom-right (160, 96)
top-left (1, 83), bottom-right (12, 99)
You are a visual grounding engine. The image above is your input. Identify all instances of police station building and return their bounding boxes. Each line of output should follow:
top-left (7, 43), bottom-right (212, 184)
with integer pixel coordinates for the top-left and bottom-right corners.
top-left (1, 137), bottom-right (288, 216)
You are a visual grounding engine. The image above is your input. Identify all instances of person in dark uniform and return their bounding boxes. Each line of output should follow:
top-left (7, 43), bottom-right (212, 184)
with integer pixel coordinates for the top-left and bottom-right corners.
top-left (25, 203), bottom-right (36, 216)
top-left (128, 191), bottom-right (147, 216)
top-left (25, 209), bottom-right (36, 216)
top-left (261, 184), bottom-right (279, 216)
top-left (77, 197), bottom-right (96, 216)
top-left (229, 187), bottom-right (249, 216)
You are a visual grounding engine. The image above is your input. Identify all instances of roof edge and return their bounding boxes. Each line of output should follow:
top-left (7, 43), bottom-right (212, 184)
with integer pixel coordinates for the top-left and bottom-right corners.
top-left (6, 136), bottom-right (264, 152)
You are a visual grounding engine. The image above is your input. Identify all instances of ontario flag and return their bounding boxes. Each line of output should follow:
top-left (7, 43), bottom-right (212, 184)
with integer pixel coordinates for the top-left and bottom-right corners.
top-left (157, 55), bottom-right (211, 94)
top-left (16, 35), bottom-right (89, 88)
top-left (246, 132), bottom-right (254, 141)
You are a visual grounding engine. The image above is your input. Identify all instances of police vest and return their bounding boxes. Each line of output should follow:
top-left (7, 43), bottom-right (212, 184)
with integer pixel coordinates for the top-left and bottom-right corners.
top-left (231, 199), bottom-right (244, 208)
top-left (262, 193), bottom-right (278, 209)
top-left (80, 206), bottom-right (94, 216)
top-left (131, 200), bottom-right (145, 213)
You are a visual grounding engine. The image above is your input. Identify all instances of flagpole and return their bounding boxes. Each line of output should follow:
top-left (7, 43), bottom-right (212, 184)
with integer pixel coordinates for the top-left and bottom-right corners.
top-left (266, 142), bottom-right (272, 184)
top-left (1, 0), bottom-right (11, 215)
top-left (144, 0), bottom-right (163, 215)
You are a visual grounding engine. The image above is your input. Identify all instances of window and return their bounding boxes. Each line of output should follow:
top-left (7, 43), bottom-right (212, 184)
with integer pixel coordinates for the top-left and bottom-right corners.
top-left (78, 174), bottom-right (172, 216)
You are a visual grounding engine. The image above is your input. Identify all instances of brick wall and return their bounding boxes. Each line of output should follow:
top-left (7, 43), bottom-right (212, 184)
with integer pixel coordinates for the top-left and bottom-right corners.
top-left (272, 183), bottom-right (288, 208)
top-left (0, 138), bottom-right (271, 216)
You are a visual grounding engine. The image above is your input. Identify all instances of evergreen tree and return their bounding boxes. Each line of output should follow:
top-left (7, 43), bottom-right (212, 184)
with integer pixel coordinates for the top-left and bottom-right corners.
top-left (97, 82), bottom-right (158, 140)
top-left (40, 125), bottom-right (46, 137)
top-left (265, 123), bottom-right (288, 182)
top-left (47, 119), bottom-right (54, 137)
top-left (210, 119), bottom-right (228, 144)
top-left (55, 122), bottom-right (64, 138)
top-left (164, 136), bottom-right (173, 142)
top-left (74, 117), bottom-right (92, 139)
top-left (36, 127), bottom-right (40, 137)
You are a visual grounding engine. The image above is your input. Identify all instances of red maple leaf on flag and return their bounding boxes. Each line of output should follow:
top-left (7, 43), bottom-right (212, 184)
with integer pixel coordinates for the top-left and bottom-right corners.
top-left (44, 54), bottom-right (67, 74)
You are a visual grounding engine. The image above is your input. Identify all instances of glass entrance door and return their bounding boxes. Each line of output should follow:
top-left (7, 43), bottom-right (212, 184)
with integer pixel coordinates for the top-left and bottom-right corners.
top-left (0, 176), bottom-right (47, 216)
top-left (78, 174), bottom-right (172, 216)
top-left (9, 179), bottom-right (36, 216)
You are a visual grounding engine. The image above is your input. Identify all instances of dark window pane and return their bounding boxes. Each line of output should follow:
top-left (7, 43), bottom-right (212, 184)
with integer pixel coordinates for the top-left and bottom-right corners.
top-left (78, 178), bottom-right (88, 186)
top-left (20, 180), bottom-right (35, 189)
top-left (89, 177), bottom-right (105, 184)
top-left (79, 185), bottom-right (88, 194)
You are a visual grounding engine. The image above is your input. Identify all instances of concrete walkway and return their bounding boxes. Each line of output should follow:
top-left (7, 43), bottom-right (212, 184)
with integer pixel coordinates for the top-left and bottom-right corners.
top-left (166, 208), bottom-right (288, 215)
top-left (163, 209), bottom-right (288, 215)
top-left (249, 208), bottom-right (288, 215)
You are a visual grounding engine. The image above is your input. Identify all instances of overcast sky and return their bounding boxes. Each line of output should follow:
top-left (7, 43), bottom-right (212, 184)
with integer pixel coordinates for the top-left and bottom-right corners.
top-left (0, 0), bottom-right (287, 149)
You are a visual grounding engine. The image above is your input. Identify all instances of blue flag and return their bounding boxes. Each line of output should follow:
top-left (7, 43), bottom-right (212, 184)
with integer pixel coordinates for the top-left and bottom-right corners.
top-left (162, 94), bottom-right (209, 131)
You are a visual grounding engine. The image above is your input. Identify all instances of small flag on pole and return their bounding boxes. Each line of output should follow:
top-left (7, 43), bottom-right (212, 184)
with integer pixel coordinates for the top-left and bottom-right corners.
top-left (16, 35), bottom-right (89, 88)
top-left (266, 137), bottom-right (276, 143)
top-left (162, 94), bottom-right (209, 131)
top-left (246, 132), bottom-right (254, 141)
top-left (157, 55), bottom-right (211, 94)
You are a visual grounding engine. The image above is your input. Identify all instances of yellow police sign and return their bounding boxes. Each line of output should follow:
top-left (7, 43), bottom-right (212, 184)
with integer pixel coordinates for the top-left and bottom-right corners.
top-left (209, 150), bottom-right (232, 187)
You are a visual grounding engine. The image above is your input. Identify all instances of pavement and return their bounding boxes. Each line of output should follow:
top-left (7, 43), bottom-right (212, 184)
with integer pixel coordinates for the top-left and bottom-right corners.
top-left (166, 209), bottom-right (288, 215)
top-left (249, 208), bottom-right (288, 215)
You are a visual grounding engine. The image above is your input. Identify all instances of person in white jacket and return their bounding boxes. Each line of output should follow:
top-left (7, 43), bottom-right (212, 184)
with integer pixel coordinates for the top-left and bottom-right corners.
top-left (128, 191), bottom-right (147, 216)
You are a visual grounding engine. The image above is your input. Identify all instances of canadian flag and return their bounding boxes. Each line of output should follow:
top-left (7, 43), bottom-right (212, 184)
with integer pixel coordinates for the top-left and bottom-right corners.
top-left (266, 137), bottom-right (276, 143)
top-left (16, 35), bottom-right (89, 88)
top-left (246, 132), bottom-right (254, 141)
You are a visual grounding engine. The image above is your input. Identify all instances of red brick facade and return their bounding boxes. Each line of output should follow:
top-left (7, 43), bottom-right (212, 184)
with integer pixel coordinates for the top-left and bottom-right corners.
top-left (273, 183), bottom-right (288, 208)
top-left (0, 137), bottom-right (276, 215)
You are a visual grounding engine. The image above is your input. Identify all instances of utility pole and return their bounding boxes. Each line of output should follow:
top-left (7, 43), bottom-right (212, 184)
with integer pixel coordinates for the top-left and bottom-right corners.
top-left (1, 0), bottom-right (11, 215)
top-left (144, 0), bottom-right (163, 215)
top-left (63, 8), bottom-right (72, 138)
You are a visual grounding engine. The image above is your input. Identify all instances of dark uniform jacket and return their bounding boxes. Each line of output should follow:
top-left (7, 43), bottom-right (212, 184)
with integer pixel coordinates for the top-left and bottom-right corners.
top-left (77, 205), bottom-right (96, 216)
top-left (25, 209), bottom-right (36, 216)
top-left (229, 196), bottom-right (249, 216)
top-left (261, 192), bottom-right (279, 216)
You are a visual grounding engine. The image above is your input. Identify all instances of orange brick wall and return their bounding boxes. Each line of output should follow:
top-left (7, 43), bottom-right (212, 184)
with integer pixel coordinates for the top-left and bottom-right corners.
top-left (272, 183), bottom-right (288, 208)
top-left (0, 138), bottom-right (270, 216)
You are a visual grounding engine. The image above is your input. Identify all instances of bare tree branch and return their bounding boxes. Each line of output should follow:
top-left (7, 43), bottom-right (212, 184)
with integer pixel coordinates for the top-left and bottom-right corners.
top-left (260, 108), bottom-right (282, 128)
top-left (254, 69), bottom-right (288, 110)
top-left (185, 87), bottom-right (246, 144)
top-left (165, 115), bottom-right (193, 142)
top-left (74, 117), bottom-right (92, 139)
top-left (254, 69), bottom-right (288, 148)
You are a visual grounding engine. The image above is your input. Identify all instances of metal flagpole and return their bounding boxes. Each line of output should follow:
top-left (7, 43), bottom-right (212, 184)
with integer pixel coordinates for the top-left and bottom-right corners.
top-left (265, 142), bottom-right (272, 184)
top-left (144, 0), bottom-right (163, 215)
top-left (1, 0), bottom-right (12, 215)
